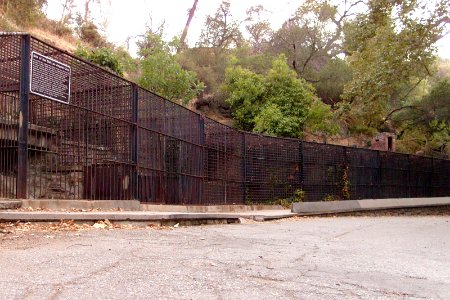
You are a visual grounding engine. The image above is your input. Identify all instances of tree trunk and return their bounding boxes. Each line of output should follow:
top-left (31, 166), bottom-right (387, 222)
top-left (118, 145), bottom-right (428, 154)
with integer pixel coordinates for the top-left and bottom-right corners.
top-left (178, 0), bottom-right (198, 53)
top-left (84, 0), bottom-right (92, 22)
top-left (60, 0), bottom-right (71, 24)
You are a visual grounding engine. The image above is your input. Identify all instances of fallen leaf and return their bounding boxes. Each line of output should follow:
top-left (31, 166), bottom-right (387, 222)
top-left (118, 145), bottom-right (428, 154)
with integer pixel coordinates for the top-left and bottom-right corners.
top-left (93, 222), bottom-right (107, 229)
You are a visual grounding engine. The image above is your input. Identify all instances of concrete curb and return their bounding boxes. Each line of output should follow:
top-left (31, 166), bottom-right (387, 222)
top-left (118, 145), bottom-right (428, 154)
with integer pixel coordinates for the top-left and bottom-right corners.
top-left (19, 200), bottom-right (284, 213)
top-left (140, 204), bottom-right (285, 213)
top-left (0, 200), bottom-right (22, 210)
top-left (0, 210), bottom-right (296, 224)
top-left (291, 197), bottom-right (450, 214)
top-left (0, 211), bottom-right (239, 222)
top-left (21, 199), bottom-right (141, 211)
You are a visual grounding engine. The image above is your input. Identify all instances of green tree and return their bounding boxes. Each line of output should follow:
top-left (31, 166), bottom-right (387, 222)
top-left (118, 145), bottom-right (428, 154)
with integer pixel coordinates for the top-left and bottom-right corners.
top-left (0, 0), bottom-right (47, 26)
top-left (254, 56), bottom-right (316, 137)
top-left (224, 55), bottom-right (337, 138)
top-left (75, 18), bottom-right (109, 48)
top-left (222, 62), bottom-right (266, 131)
top-left (177, 47), bottom-right (228, 95)
top-left (268, 0), bottom-right (355, 105)
top-left (75, 45), bottom-right (124, 76)
top-left (138, 31), bottom-right (205, 104)
top-left (314, 58), bottom-right (352, 105)
top-left (342, 0), bottom-right (449, 134)
top-left (245, 5), bottom-right (272, 54)
top-left (198, 1), bottom-right (243, 50)
top-left (394, 80), bottom-right (450, 157)
top-left (305, 99), bottom-right (340, 137)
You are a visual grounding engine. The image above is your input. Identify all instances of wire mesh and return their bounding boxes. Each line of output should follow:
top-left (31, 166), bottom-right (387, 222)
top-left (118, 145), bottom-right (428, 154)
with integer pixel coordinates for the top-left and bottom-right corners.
top-left (0, 34), bottom-right (449, 204)
top-left (0, 34), bottom-right (21, 198)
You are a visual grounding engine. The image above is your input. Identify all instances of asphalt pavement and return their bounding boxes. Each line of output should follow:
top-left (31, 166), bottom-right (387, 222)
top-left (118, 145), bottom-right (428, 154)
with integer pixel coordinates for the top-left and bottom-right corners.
top-left (0, 216), bottom-right (449, 299)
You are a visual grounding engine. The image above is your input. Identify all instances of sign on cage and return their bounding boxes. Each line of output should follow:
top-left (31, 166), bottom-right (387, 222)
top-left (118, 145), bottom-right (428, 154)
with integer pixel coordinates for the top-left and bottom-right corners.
top-left (30, 51), bottom-right (71, 104)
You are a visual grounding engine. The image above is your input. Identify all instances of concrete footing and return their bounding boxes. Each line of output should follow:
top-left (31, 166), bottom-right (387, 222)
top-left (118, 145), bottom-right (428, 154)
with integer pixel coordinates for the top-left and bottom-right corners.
top-left (21, 199), bottom-right (141, 211)
top-left (20, 200), bottom-right (284, 213)
top-left (140, 204), bottom-right (284, 213)
top-left (0, 200), bottom-right (22, 210)
top-left (291, 197), bottom-right (450, 214)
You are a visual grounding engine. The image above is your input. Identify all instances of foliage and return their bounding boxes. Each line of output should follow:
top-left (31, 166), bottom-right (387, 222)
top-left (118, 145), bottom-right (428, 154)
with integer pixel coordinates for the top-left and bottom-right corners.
top-left (0, 0), bottom-right (47, 26)
top-left (245, 5), bottom-right (273, 54)
top-left (266, 0), bottom-right (356, 106)
top-left (322, 194), bottom-right (336, 201)
top-left (342, 0), bottom-right (449, 134)
top-left (138, 32), bottom-right (205, 104)
top-left (75, 46), bottom-right (124, 76)
top-left (314, 58), bottom-right (352, 105)
top-left (224, 55), bottom-right (337, 138)
top-left (254, 55), bottom-right (316, 138)
top-left (75, 18), bottom-right (108, 48)
top-left (198, 1), bottom-right (243, 50)
top-left (341, 165), bottom-right (350, 200)
top-left (395, 79), bottom-right (450, 157)
top-left (431, 58), bottom-right (450, 85)
top-left (269, 0), bottom-right (354, 75)
top-left (293, 188), bottom-right (305, 202)
top-left (419, 79), bottom-right (450, 123)
top-left (272, 198), bottom-right (295, 209)
top-left (262, 188), bottom-right (306, 208)
top-left (113, 47), bottom-right (140, 81)
top-left (42, 18), bottom-right (73, 37)
top-left (222, 63), bottom-right (266, 131)
top-left (177, 47), bottom-right (228, 95)
top-left (230, 46), bottom-right (275, 75)
top-left (305, 98), bottom-right (340, 136)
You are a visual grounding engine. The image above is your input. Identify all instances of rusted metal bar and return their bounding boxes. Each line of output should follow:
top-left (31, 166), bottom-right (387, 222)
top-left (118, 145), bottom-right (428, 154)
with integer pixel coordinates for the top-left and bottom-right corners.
top-left (1, 34), bottom-right (448, 204)
top-left (17, 34), bottom-right (30, 199)
top-left (130, 84), bottom-right (138, 200)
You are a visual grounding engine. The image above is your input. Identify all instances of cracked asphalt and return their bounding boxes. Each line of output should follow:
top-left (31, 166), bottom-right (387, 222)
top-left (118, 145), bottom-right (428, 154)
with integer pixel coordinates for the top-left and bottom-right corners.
top-left (1, 216), bottom-right (449, 299)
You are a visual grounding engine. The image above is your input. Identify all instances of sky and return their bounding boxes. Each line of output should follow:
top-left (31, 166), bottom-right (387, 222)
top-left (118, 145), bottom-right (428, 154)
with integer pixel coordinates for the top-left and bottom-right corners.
top-left (45, 0), bottom-right (450, 59)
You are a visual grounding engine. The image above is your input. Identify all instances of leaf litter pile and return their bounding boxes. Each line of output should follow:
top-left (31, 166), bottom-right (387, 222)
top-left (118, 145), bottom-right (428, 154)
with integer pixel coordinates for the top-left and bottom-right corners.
top-left (0, 219), bottom-right (174, 240)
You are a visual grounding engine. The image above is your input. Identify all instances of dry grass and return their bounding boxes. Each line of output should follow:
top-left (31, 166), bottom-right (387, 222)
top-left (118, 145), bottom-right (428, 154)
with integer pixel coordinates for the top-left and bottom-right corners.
top-left (29, 27), bottom-right (77, 52)
top-left (0, 14), bottom-right (78, 53)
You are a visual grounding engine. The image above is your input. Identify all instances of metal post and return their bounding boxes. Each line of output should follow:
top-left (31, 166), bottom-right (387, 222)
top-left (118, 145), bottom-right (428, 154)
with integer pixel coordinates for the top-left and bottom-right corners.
top-left (431, 157), bottom-right (435, 197)
top-left (299, 140), bottom-right (304, 191)
top-left (377, 150), bottom-right (382, 199)
top-left (224, 128), bottom-right (227, 204)
top-left (407, 154), bottom-right (411, 198)
top-left (199, 116), bottom-right (205, 204)
top-left (17, 35), bottom-right (31, 199)
top-left (130, 84), bottom-right (138, 200)
top-left (242, 133), bottom-right (247, 204)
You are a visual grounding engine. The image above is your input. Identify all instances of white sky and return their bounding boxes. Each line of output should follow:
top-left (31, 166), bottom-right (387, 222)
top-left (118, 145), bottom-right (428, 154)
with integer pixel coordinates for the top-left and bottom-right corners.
top-left (45, 0), bottom-right (450, 59)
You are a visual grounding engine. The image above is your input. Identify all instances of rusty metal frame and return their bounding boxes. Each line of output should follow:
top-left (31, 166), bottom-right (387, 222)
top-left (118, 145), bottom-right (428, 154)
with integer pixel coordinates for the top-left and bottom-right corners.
top-left (0, 33), bottom-right (448, 204)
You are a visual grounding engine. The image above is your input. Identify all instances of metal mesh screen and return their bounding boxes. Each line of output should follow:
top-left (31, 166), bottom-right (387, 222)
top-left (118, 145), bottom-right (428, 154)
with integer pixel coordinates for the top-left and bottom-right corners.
top-left (25, 37), bottom-right (134, 200)
top-left (0, 34), bottom-right (449, 204)
top-left (244, 134), bottom-right (300, 203)
top-left (136, 88), bottom-right (204, 204)
top-left (0, 34), bottom-right (21, 198)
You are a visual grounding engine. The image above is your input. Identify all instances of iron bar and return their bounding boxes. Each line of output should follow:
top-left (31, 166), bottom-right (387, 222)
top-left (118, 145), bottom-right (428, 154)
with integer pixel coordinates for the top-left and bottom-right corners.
top-left (17, 34), bottom-right (30, 199)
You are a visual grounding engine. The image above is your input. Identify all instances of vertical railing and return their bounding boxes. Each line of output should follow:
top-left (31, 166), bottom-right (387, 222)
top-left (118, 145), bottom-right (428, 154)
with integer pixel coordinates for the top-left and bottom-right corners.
top-left (130, 84), bottom-right (138, 200)
top-left (17, 34), bottom-right (31, 199)
top-left (407, 154), bottom-right (411, 198)
top-left (1, 34), bottom-right (448, 203)
top-left (377, 150), bottom-right (382, 199)
top-left (198, 115), bottom-right (205, 204)
top-left (242, 133), bottom-right (247, 203)
top-left (299, 140), bottom-right (304, 193)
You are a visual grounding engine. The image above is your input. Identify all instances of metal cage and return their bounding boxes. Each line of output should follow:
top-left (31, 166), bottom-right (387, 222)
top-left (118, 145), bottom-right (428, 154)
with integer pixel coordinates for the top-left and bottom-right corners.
top-left (0, 33), bottom-right (449, 204)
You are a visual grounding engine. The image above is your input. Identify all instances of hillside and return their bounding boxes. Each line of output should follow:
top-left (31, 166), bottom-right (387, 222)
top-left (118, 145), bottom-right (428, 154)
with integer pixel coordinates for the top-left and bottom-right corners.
top-left (1, 0), bottom-right (449, 158)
